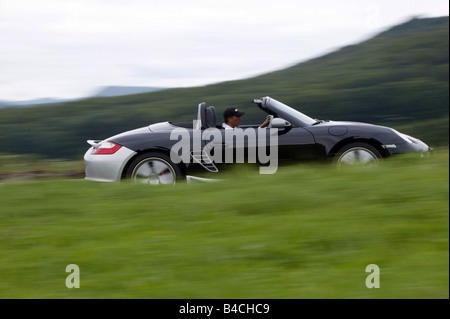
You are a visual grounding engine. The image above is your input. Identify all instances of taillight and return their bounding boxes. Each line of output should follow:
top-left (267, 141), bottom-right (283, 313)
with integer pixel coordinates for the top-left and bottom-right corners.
top-left (92, 142), bottom-right (122, 155)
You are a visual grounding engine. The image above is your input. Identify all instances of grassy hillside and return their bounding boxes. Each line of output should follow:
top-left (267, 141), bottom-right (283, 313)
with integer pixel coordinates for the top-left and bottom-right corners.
top-left (0, 17), bottom-right (448, 159)
top-left (0, 150), bottom-right (448, 298)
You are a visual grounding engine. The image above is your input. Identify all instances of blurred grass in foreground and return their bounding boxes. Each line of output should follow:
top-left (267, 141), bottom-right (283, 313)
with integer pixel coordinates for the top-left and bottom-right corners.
top-left (0, 154), bottom-right (83, 174)
top-left (0, 150), bottom-right (448, 298)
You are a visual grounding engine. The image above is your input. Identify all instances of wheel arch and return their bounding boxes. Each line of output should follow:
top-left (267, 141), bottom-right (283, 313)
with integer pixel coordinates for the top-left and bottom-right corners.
top-left (328, 138), bottom-right (390, 159)
top-left (121, 147), bottom-right (187, 179)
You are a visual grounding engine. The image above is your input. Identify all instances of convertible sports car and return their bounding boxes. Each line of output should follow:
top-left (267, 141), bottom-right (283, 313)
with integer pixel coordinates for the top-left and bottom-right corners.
top-left (84, 96), bottom-right (431, 184)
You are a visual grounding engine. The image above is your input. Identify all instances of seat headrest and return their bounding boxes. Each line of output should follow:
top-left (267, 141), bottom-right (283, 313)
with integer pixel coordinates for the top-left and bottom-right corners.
top-left (205, 106), bottom-right (217, 128)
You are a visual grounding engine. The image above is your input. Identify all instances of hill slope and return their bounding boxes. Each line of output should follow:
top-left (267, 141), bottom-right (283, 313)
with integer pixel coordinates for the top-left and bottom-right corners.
top-left (92, 86), bottom-right (167, 98)
top-left (0, 17), bottom-right (448, 158)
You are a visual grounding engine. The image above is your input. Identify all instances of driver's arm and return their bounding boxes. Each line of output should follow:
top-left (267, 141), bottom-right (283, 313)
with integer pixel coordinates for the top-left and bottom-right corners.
top-left (259, 115), bottom-right (271, 128)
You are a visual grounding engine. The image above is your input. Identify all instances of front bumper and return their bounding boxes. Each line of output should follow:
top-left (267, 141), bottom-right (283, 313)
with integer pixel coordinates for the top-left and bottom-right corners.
top-left (382, 138), bottom-right (432, 157)
top-left (84, 146), bottom-right (137, 182)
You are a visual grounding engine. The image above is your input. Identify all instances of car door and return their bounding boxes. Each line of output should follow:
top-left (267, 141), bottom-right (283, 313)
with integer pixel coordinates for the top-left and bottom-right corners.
top-left (275, 126), bottom-right (317, 162)
top-left (203, 125), bottom-right (317, 172)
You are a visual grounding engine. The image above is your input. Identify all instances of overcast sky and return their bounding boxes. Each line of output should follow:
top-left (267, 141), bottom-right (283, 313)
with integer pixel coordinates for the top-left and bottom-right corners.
top-left (0, 0), bottom-right (448, 101)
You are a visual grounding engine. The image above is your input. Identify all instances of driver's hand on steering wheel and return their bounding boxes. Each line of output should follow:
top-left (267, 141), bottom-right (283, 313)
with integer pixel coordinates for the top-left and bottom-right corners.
top-left (259, 115), bottom-right (271, 128)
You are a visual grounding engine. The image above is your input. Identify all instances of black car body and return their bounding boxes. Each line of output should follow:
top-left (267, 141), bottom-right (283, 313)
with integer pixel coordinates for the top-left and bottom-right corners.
top-left (84, 96), bottom-right (431, 184)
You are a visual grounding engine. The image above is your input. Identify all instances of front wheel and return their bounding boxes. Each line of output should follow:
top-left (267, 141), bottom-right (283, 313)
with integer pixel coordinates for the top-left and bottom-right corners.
top-left (126, 152), bottom-right (182, 185)
top-left (335, 143), bottom-right (382, 168)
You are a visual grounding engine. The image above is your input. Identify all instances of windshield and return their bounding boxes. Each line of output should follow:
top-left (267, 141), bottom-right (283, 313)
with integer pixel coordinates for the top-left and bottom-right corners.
top-left (269, 99), bottom-right (316, 126)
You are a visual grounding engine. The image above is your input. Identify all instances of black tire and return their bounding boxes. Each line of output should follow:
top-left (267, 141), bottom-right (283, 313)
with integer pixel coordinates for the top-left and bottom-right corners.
top-left (335, 142), bottom-right (382, 168)
top-left (125, 152), bottom-right (183, 185)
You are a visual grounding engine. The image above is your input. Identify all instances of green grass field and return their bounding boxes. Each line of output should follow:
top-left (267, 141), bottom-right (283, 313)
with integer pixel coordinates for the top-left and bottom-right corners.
top-left (0, 150), bottom-right (448, 298)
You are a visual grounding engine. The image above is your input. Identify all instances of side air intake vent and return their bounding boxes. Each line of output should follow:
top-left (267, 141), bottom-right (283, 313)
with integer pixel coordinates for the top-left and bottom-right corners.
top-left (190, 150), bottom-right (218, 173)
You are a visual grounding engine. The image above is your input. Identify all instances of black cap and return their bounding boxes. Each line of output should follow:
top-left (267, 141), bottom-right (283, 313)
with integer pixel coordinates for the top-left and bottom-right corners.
top-left (223, 108), bottom-right (245, 120)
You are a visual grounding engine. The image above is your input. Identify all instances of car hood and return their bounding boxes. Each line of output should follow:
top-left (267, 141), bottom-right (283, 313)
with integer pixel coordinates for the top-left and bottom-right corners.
top-left (310, 120), bottom-right (393, 134)
top-left (314, 120), bottom-right (386, 128)
top-left (310, 120), bottom-right (429, 150)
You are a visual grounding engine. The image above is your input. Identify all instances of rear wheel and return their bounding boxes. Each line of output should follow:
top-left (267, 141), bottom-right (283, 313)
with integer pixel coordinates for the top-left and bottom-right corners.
top-left (126, 152), bottom-right (182, 185)
top-left (335, 143), bottom-right (382, 168)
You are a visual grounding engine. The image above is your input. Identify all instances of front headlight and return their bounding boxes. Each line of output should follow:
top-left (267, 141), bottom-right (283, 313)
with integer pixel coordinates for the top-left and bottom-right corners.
top-left (391, 129), bottom-right (413, 144)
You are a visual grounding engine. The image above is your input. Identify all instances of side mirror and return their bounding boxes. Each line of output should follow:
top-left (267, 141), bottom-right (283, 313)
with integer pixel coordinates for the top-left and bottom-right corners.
top-left (270, 118), bottom-right (292, 128)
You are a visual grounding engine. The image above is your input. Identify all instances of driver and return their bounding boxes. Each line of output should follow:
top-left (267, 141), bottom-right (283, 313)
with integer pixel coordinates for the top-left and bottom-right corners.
top-left (222, 108), bottom-right (245, 129)
top-left (222, 107), bottom-right (271, 129)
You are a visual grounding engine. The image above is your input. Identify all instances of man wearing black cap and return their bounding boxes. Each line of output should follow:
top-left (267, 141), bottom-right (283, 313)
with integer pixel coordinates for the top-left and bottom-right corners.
top-left (222, 107), bottom-right (272, 129)
top-left (222, 107), bottom-right (245, 129)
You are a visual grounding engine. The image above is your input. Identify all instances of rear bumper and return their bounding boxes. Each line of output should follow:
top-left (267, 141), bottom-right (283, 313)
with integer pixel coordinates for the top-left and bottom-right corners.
top-left (84, 146), bottom-right (137, 182)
